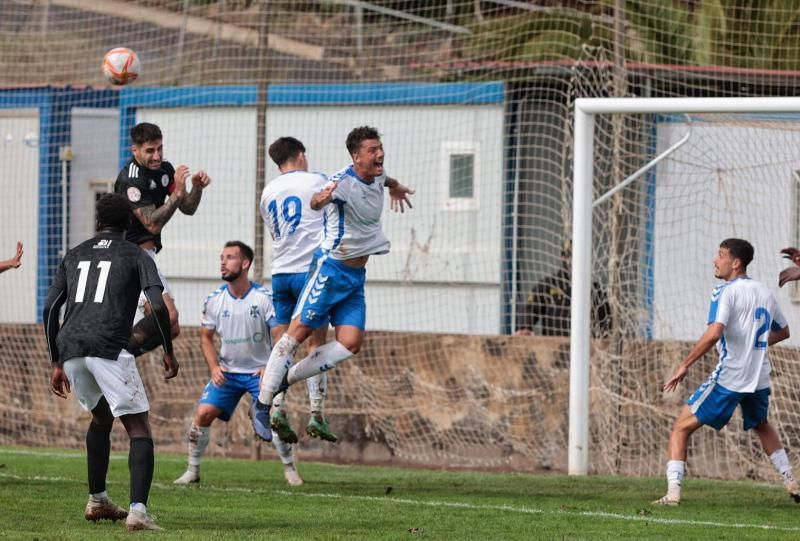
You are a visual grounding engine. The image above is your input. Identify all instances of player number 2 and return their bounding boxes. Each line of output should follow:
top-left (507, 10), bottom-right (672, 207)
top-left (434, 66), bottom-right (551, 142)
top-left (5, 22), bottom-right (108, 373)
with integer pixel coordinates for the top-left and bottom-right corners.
top-left (753, 307), bottom-right (771, 350)
top-left (75, 261), bottom-right (112, 303)
top-left (267, 196), bottom-right (302, 239)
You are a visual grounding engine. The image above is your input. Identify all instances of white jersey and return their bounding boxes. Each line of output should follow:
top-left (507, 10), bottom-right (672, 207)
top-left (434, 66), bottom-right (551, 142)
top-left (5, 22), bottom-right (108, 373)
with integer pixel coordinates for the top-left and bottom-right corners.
top-left (260, 170), bottom-right (328, 275)
top-left (201, 283), bottom-right (276, 373)
top-left (320, 165), bottom-right (390, 260)
top-left (707, 277), bottom-right (788, 393)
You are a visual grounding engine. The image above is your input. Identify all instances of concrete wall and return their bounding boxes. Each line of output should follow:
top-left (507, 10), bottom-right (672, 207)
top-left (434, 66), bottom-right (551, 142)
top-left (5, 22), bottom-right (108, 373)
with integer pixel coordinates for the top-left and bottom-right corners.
top-left (4, 324), bottom-right (799, 481)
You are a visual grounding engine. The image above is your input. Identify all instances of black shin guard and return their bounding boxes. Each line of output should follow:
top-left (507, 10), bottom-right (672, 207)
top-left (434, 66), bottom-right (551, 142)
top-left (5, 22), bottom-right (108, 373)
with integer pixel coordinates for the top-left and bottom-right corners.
top-left (127, 315), bottom-right (163, 357)
top-left (86, 422), bottom-right (112, 494)
top-left (129, 437), bottom-right (154, 505)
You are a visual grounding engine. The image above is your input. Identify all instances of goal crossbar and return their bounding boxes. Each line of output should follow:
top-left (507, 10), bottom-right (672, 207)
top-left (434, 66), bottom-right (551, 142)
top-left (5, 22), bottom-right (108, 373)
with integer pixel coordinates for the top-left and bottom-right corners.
top-left (569, 96), bottom-right (800, 475)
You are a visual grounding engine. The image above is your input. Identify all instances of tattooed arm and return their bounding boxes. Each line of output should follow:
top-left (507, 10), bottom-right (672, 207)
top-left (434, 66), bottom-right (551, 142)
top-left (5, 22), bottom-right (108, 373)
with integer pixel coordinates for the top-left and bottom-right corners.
top-left (179, 170), bottom-right (211, 216)
top-left (133, 196), bottom-right (182, 235)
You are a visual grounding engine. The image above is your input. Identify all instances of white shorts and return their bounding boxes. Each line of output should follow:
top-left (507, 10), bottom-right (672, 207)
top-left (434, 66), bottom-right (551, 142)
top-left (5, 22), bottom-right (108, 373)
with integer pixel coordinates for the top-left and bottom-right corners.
top-left (137, 247), bottom-right (174, 314)
top-left (63, 351), bottom-right (149, 417)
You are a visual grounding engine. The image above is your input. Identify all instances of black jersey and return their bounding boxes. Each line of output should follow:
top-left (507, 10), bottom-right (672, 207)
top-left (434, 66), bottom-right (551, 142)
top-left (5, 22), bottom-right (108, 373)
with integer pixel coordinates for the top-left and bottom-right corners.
top-left (114, 158), bottom-right (176, 252)
top-left (50, 231), bottom-right (163, 362)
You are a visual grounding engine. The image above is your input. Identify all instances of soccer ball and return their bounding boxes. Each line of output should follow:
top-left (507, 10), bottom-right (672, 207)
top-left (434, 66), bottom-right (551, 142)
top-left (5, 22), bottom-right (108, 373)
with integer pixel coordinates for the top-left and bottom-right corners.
top-left (102, 47), bottom-right (140, 86)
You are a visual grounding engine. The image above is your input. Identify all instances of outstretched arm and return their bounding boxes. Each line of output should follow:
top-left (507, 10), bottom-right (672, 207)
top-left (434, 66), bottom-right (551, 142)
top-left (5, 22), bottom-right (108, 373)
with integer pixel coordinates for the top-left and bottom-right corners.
top-left (384, 177), bottom-right (414, 213)
top-left (0, 241), bottom-right (23, 273)
top-left (663, 322), bottom-right (724, 393)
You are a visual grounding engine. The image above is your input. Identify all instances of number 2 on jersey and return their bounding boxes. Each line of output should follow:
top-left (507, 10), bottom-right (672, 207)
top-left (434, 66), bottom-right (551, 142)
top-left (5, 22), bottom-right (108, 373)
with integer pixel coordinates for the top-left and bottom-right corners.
top-left (267, 196), bottom-right (302, 239)
top-left (75, 261), bottom-right (112, 303)
top-left (754, 307), bottom-right (771, 350)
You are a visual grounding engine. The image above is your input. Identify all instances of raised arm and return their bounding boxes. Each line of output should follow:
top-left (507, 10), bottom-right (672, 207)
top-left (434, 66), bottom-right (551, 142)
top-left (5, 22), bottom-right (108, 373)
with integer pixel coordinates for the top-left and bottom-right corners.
top-left (133, 199), bottom-right (181, 235)
top-left (130, 166), bottom-right (189, 234)
top-left (384, 176), bottom-right (414, 213)
top-left (0, 241), bottom-right (23, 274)
top-left (179, 169), bottom-right (211, 216)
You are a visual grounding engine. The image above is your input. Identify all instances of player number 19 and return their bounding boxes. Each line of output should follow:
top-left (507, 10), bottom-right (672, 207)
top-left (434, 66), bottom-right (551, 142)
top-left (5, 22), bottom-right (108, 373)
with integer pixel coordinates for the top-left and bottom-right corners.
top-left (267, 196), bottom-right (302, 239)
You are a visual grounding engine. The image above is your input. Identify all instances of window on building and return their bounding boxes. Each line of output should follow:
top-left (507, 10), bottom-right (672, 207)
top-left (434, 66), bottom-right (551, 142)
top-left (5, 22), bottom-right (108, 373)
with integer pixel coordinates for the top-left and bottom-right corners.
top-left (442, 142), bottom-right (479, 210)
top-left (449, 153), bottom-right (474, 199)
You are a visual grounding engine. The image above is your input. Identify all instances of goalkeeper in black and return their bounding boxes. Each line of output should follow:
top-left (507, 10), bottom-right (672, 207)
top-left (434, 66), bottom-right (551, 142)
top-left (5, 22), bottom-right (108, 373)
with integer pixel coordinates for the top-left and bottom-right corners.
top-left (43, 193), bottom-right (178, 531)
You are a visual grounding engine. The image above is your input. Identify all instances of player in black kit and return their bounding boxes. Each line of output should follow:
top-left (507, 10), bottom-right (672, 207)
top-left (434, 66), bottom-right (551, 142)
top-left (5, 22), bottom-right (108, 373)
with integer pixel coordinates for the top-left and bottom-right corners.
top-left (115, 122), bottom-right (211, 353)
top-left (43, 193), bottom-right (178, 531)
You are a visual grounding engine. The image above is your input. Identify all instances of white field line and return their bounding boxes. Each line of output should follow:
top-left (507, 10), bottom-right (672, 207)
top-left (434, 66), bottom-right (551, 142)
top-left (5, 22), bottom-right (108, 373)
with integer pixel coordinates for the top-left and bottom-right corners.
top-left (0, 447), bottom-right (184, 462)
top-left (1, 463), bottom-right (799, 533)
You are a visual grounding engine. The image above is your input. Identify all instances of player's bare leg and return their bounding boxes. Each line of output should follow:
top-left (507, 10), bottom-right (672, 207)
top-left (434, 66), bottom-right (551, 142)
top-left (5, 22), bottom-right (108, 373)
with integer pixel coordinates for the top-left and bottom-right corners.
top-left (174, 404), bottom-right (219, 484)
top-left (754, 420), bottom-right (800, 502)
top-left (653, 406), bottom-right (703, 506)
top-left (84, 397), bottom-right (127, 522)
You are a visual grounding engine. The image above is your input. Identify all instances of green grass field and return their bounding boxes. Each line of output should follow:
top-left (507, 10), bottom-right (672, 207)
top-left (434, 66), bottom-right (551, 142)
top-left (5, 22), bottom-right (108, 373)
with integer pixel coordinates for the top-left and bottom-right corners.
top-left (1, 445), bottom-right (800, 540)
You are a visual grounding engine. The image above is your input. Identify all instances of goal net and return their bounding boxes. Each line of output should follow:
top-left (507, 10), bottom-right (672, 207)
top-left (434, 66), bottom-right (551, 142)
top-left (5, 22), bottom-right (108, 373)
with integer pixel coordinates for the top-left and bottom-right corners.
top-left (2, 1), bottom-right (800, 480)
top-left (575, 104), bottom-right (800, 478)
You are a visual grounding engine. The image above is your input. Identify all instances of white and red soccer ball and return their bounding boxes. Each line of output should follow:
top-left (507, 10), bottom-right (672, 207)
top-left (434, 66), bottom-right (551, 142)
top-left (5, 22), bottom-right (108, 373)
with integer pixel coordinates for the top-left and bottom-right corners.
top-left (102, 47), bottom-right (140, 86)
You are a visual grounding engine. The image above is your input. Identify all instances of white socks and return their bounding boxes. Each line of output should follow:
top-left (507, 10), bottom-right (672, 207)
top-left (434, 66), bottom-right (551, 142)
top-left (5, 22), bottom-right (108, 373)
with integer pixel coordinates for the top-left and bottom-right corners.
top-left (307, 372), bottom-right (327, 413)
top-left (770, 448), bottom-right (796, 485)
top-left (89, 490), bottom-right (109, 502)
top-left (272, 433), bottom-right (295, 466)
top-left (187, 425), bottom-right (210, 470)
top-left (666, 460), bottom-right (685, 498)
top-left (258, 334), bottom-right (300, 404)
top-left (288, 340), bottom-right (352, 384)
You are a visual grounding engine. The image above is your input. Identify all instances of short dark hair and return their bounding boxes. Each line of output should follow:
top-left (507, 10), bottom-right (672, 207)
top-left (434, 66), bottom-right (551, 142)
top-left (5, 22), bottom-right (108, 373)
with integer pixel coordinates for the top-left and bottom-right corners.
top-left (96, 193), bottom-right (132, 231)
top-left (268, 137), bottom-right (306, 168)
top-left (224, 240), bottom-right (254, 264)
top-left (720, 238), bottom-right (754, 269)
top-left (130, 122), bottom-right (162, 146)
top-left (346, 126), bottom-right (380, 155)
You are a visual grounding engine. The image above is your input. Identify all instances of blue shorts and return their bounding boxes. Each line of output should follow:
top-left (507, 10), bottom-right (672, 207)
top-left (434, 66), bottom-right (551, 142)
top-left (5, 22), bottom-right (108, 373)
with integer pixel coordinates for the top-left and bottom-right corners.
top-left (198, 372), bottom-right (260, 422)
top-left (292, 250), bottom-right (366, 330)
top-left (272, 272), bottom-right (310, 325)
top-left (687, 380), bottom-right (770, 431)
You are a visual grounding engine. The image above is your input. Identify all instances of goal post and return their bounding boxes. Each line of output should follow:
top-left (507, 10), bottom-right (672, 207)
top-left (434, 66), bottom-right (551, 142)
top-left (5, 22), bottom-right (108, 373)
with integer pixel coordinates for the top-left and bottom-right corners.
top-left (569, 96), bottom-right (800, 475)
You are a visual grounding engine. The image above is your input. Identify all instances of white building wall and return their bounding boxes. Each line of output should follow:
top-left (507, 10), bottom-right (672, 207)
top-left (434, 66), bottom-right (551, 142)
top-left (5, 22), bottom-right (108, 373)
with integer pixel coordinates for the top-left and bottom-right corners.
top-left (136, 105), bottom-right (505, 333)
top-left (0, 110), bottom-right (39, 323)
top-left (70, 108), bottom-right (120, 247)
top-left (652, 120), bottom-right (800, 345)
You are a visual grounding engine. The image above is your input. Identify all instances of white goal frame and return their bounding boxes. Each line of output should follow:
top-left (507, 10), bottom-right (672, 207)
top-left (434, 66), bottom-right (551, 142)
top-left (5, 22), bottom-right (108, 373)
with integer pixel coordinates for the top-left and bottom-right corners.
top-left (569, 97), bottom-right (800, 475)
